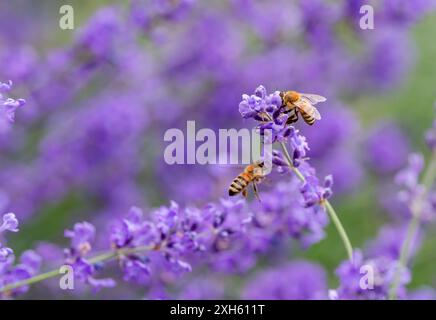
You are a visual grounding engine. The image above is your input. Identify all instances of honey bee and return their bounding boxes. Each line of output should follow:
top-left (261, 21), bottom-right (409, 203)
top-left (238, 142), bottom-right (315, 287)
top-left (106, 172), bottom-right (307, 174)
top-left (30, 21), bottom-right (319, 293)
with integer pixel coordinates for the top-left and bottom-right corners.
top-left (280, 91), bottom-right (326, 125)
top-left (228, 160), bottom-right (265, 201)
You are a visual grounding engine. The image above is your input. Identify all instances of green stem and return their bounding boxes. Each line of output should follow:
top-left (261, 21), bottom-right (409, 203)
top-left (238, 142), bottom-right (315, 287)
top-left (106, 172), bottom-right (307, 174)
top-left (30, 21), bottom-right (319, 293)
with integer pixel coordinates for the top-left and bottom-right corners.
top-left (279, 141), bottom-right (354, 262)
top-left (0, 245), bottom-right (154, 294)
top-left (389, 151), bottom-right (436, 300)
top-left (324, 200), bottom-right (354, 262)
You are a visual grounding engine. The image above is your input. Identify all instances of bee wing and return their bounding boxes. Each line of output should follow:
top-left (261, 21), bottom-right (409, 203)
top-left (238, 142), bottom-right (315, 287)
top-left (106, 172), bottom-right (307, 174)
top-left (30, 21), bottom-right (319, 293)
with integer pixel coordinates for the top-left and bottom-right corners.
top-left (295, 100), bottom-right (322, 120)
top-left (300, 93), bottom-right (327, 105)
top-left (311, 106), bottom-right (322, 120)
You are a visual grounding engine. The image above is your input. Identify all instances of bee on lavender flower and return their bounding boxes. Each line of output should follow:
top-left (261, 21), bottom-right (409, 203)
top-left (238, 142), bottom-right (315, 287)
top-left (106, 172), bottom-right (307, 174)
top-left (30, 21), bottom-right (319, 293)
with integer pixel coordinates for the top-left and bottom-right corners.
top-left (280, 91), bottom-right (326, 125)
top-left (228, 160), bottom-right (265, 201)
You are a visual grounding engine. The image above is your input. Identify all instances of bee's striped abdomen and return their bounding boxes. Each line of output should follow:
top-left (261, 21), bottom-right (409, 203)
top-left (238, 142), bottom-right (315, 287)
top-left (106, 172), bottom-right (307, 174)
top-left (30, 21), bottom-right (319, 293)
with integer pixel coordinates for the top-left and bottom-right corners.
top-left (228, 174), bottom-right (249, 196)
top-left (301, 111), bottom-right (315, 125)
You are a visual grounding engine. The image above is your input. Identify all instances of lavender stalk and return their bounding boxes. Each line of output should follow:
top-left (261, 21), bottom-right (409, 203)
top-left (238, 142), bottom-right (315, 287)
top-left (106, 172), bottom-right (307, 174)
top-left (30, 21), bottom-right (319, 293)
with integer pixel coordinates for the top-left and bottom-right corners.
top-left (279, 140), bottom-right (354, 262)
top-left (256, 97), bottom-right (353, 262)
top-left (389, 150), bottom-right (436, 300)
top-left (0, 245), bottom-right (155, 294)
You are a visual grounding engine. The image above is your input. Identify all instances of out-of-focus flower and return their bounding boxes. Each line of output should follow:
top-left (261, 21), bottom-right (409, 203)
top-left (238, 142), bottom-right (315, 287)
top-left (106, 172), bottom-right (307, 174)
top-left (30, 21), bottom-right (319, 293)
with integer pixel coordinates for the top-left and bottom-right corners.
top-left (130, 0), bottom-right (196, 31)
top-left (366, 122), bottom-right (410, 175)
top-left (380, 0), bottom-right (436, 27)
top-left (177, 278), bottom-right (225, 300)
top-left (242, 261), bottom-right (328, 299)
top-left (320, 149), bottom-right (364, 194)
top-left (333, 250), bottom-right (410, 300)
top-left (426, 120), bottom-right (436, 150)
top-left (408, 287), bottom-right (436, 300)
top-left (76, 7), bottom-right (122, 60)
top-left (366, 224), bottom-right (422, 261)
top-left (395, 153), bottom-right (435, 221)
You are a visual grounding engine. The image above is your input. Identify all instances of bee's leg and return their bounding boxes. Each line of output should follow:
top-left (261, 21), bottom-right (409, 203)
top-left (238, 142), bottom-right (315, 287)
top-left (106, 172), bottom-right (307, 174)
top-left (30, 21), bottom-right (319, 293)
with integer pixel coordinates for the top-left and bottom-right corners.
top-left (252, 182), bottom-right (261, 202)
top-left (242, 189), bottom-right (248, 198)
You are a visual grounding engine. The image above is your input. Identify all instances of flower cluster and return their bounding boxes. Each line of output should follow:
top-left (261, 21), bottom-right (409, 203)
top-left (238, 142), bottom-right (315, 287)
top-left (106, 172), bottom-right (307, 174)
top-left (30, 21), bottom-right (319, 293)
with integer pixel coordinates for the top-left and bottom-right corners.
top-left (332, 250), bottom-right (409, 300)
top-left (64, 222), bottom-right (116, 290)
top-left (63, 176), bottom-right (332, 292)
top-left (0, 213), bottom-right (41, 298)
top-left (240, 86), bottom-right (333, 207)
top-left (331, 223), bottom-right (422, 300)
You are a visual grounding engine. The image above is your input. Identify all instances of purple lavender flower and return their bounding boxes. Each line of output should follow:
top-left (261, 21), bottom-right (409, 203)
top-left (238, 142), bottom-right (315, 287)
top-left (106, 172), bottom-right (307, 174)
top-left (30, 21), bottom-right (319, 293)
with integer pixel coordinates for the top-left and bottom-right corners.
top-left (242, 261), bottom-right (328, 299)
top-left (0, 250), bottom-right (42, 298)
top-left (64, 222), bottom-right (116, 291)
top-left (0, 245), bottom-right (13, 261)
top-left (239, 85), bottom-right (281, 121)
top-left (0, 80), bottom-right (25, 133)
top-left (0, 213), bottom-right (41, 298)
top-left (0, 213), bottom-right (19, 233)
top-left (0, 213), bottom-right (19, 263)
top-left (300, 175), bottom-right (333, 207)
top-left (333, 250), bottom-right (410, 300)
top-left (64, 222), bottom-right (95, 255)
top-left (253, 180), bottom-right (329, 249)
top-left (110, 204), bottom-right (200, 285)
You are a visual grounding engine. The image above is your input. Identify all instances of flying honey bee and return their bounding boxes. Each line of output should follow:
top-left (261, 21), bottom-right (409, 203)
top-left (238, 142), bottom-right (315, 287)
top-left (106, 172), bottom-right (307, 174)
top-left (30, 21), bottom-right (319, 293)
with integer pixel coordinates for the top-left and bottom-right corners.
top-left (228, 160), bottom-right (265, 201)
top-left (280, 91), bottom-right (327, 125)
